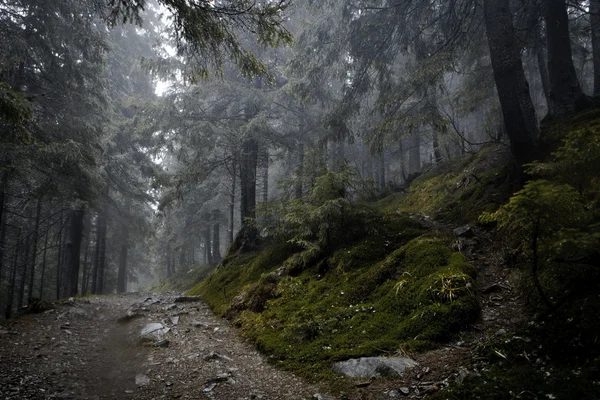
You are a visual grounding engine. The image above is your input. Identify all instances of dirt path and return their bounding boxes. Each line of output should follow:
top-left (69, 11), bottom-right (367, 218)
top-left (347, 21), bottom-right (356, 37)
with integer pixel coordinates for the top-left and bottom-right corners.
top-left (0, 293), bottom-right (326, 400)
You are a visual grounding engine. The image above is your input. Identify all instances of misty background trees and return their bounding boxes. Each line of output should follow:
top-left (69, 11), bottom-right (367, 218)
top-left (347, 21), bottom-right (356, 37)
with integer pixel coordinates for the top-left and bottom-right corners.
top-left (1, 0), bottom-right (598, 317)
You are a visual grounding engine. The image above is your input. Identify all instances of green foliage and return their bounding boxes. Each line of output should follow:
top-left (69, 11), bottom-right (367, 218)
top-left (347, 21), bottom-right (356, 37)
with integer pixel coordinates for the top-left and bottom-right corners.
top-left (530, 115), bottom-right (600, 200)
top-left (259, 163), bottom-right (379, 256)
top-left (480, 180), bottom-right (586, 244)
top-left (109, 0), bottom-right (292, 79)
top-left (0, 82), bottom-right (32, 130)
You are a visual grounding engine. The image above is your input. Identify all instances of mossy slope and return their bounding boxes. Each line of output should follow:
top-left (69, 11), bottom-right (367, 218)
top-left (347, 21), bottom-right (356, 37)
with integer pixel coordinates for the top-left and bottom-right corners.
top-left (189, 229), bottom-right (478, 380)
top-left (377, 144), bottom-right (513, 223)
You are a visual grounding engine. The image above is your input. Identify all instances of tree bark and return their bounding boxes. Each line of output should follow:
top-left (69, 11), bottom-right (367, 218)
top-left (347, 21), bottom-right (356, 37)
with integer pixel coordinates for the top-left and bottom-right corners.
top-left (408, 133), bottom-right (421, 174)
top-left (117, 226), bottom-right (128, 293)
top-left (55, 214), bottom-right (64, 301)
top-left (228, 158), bottom-right (236, 247)
top-left (62, 208), bottom-right (84, 298)
top-left (295, 142), bottom-right (305, 199)
top-left (0, 173), bottom-right (6, 283)
top-left (81, 229), bottom-right (91, 296)
top-left (91, 208), bottom-right (107, 295)
top-left (27, 197), bottom-right (42, 302)
top-left (0, 219), bottom-right (6, 291)
top-left (379, 150), bottom-right (386, 189)
top-left (17, 235), bottom-right (29, 308)
top-left (432, 131), bottom-right (442, 163)
top-left (237, 135), bottom-right (259, 251)
top-left (166, 244), bottom-right (171, 277)
top-left (204, 227), bottom-right (212, 266)
top-left (5, 228), bottom-right (20, 319)
top-left (212, 222), bottom-right (221, 265)
top-left (39, 226), bottom-right (49, 300)
top-left (545, 0), bottom-right (588, 116)
top-left (483, 0), bottom-right (539, 167)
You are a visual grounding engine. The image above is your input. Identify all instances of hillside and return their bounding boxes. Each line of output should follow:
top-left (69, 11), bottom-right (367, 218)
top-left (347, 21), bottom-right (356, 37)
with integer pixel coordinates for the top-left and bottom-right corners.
top-left (183, 112), bottom-right (600, 399)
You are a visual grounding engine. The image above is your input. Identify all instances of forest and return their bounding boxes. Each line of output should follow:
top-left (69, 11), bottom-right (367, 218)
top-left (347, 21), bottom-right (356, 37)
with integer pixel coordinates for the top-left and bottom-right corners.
top-left (0, 0), bottom-right (599, 399)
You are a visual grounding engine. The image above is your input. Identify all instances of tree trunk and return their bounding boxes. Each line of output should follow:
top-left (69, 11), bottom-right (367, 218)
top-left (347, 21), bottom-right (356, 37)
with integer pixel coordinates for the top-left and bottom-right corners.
top-left (117, 227), bottom-right (128, 293)
top-left (27, 197), bottom-right (42, 302)
top-left (166, 244), bottom-right (172, 277)
top-left (17, 235), bottom-right (29, 308)
top-left (379, 150), bottom-right (386, 189)
top-left (592, 0), bottom-right (600, 96)
top-left (295, 142), bottom-right (305, 199)
top-left (5, 228), bottom-right (20, 319)
top-left (483, 0), bottom-right (539, 167)
top-left (55, 215), bottom-right (64, 301)
top-left (228, 159), bottom-right (236, 247)
top-left (0, 220), bottom-right (6, 291)
top-left (91, 220), bottom-right (100, 294)
top-left (39, 226), bottom-right (49, 300)
top-left (432, 131), bottom-right (442, 163)
top-left (236, 135), bottom-right (259, 251)
top-left (81, 230), bottom-right (91, 296)
top-left (408, 133), bottom-right (421, 174)
top-left (212, 222), bottom-right (221, 265)
top-left (91, 209), bottom-right (107, 295)
top-left (545, 0), bottom-right (588, 116)
top-left (62, 208), bottom-right (84, 298)
top-left (261, 148), bottom-right (269, 203)
top-left (204, 227), bottom-right (212, 266)
top-left (0, 174), bottom-right (6, 284)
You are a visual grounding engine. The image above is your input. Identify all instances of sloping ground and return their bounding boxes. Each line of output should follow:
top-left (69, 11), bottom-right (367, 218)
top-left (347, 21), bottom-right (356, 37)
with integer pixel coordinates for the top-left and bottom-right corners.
top-left (0, 293), bottom-right (326, 399)
top-left (186, 144), bottom-right (524, 397)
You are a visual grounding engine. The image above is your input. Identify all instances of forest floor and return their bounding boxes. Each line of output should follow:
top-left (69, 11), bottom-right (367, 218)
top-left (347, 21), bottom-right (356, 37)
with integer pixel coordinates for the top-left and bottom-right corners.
top-left (0, 293), bottom-right (326, 400)
top-left (0, 229), bottom-right (528, 400)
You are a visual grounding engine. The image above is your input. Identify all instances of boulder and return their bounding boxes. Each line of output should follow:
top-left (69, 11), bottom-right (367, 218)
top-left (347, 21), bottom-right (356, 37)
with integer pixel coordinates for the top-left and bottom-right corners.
top-left (332, 357), bottom-right (418, 378)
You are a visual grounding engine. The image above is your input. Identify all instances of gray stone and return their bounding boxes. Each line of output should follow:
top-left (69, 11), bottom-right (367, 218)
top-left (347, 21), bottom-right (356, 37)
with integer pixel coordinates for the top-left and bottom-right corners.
top-left (332, 357), bottom-right (418, 378)
top-left (135, 374), bottom-right (150, 386)
top-left (140, 323), bottom-right (170, 342)
top-left (453, 225), bottom-right (473, 238)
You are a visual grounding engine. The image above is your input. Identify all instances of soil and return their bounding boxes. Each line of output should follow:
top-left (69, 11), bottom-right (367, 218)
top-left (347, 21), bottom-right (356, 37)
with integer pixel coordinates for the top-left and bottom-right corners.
top-left (0, 293), bottom-right (325, 400)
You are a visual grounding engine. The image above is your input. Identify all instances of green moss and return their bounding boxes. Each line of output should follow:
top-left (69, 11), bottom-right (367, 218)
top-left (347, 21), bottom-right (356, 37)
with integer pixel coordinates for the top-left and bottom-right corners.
top-left (376, 144), bottom-right (513, 224)
top-left (186, 241), bottom-right (297, 316)
top-left (195, 236), bottom-right (478, 381)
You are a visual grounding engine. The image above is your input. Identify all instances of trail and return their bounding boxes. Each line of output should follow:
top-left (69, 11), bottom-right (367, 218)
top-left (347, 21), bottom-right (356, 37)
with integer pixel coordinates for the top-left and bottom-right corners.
top-left (0, 293), bottom-right (324, 400)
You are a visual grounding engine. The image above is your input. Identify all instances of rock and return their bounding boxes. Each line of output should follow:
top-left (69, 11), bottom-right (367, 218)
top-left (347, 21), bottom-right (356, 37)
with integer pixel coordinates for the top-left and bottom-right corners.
top-left (399, 387), bottom-right (410, 395)
top-left (313, 394), bottom-right (336, 400)
top-left (170, 316), bottom-right (179, 326)
top-left (140, 323), bottom-right (170, 343)
top-left (153, 339), bottom-right (170, 347)
top-left (332, 357), bottom-right (418, 378)
top-left (205, 373), bottom-right (232, 384)
top-left (190, 321), bottom-right (210, 328)
top-left (203, 383), bottom-right (217, 393)
top-left (173, 296), bottom-right (202, 303)
top-left (203, 351), bottom-right (233, 362)
top-left (453, 225), bottom-right (473, 238)
top-left (135, 374), bottom-right (150, 386)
